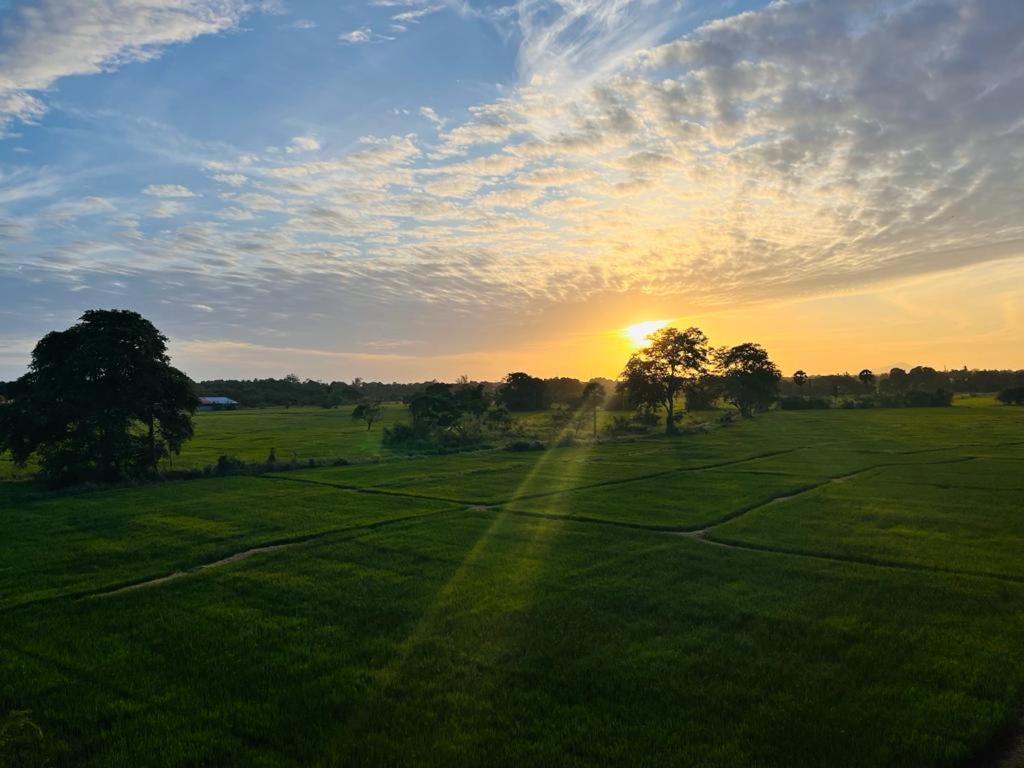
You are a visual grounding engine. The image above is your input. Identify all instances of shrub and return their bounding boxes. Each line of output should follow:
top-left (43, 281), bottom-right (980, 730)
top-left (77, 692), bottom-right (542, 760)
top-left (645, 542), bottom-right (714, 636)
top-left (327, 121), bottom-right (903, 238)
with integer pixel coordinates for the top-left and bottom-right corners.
top-left (214, 454), bottom-right (247, 475)
top-left (506, 439), bottom-right (546, 452)
top-left (779, 396), bottom-right (831, 410)
top-left (840, 396), bottom-right (876, 409)
top-left (996, 386), bottom-right (1024, 405)
top-left (903, 389), bottom-right (953, 407)
top-left (632, 407), bottom-right (661, 428)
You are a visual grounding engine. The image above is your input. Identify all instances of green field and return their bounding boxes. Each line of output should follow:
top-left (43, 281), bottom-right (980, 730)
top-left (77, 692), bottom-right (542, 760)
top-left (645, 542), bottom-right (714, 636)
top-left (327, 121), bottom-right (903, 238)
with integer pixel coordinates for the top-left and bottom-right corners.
top-left (3, 404), bottom-right (1024, 766)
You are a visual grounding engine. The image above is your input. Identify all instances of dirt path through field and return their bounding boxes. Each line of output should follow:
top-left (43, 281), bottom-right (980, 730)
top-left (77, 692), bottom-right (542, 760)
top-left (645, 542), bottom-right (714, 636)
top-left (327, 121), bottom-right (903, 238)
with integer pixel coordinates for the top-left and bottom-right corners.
top-left (91, 541), bottom-right (299, 597)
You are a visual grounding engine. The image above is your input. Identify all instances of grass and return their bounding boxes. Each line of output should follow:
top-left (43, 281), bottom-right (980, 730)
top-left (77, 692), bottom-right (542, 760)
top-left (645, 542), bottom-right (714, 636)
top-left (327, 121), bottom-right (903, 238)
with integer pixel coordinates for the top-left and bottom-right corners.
top-left (171, 404), bottom-right (410, 467)
top-left (3, 401), bottom-right (1024, 766)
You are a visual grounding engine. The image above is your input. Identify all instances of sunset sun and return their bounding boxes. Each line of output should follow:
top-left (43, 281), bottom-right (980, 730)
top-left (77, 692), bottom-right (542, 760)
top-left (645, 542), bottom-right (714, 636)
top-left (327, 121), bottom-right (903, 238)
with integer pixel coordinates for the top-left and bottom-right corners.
top-left (623, 319), bottom-right (670, 348)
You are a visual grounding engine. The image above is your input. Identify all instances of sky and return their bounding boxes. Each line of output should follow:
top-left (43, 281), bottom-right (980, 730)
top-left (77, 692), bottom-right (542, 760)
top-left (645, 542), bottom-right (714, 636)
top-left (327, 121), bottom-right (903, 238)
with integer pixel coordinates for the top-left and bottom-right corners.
top-left (0, 0), bottom-right (1022, 382)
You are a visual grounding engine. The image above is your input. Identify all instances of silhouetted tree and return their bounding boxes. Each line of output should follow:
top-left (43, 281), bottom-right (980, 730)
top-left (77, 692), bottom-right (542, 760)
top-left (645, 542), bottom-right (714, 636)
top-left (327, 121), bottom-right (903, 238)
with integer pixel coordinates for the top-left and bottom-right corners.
top-left (351, 400), bottom-right (383, 431)
top-left (882, 367), bottom-right (909, 393)
top-left (497, 372), bottom-right (546, 412)
top-left (717, 343), bottom-right (781, 417)
top-left (793, 370), bottom-right (808, 396)
top-left (0, 310), bottom-right (198, 486)
top-left (581, 380), bottom-right (606, 436)
top-left (997, 387), bottom-right (1024, 406)
top-left (858, 369), bottom-right (875, 392)
top-left (620, 327), bottom-right (710, 434)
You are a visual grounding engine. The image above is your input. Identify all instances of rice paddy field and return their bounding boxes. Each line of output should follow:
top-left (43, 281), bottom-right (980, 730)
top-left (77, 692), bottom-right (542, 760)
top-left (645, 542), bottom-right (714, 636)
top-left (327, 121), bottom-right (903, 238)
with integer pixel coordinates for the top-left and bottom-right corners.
top-left (3, 402), bottom-right (1024, 766)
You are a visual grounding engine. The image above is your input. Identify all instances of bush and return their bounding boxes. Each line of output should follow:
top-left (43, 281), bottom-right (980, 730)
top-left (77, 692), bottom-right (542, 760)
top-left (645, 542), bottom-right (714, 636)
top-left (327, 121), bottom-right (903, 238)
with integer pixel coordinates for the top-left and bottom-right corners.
top-left (632, 407), bottom-right (661, 428)
top-left (836, 390), bottom-right (955, 409)
top-left (903, 389), bottom-right (953, 407)
top-left (779, 396), bottom-right (831, 410)
top-left (603, 414), bottom-right (654, 436)
top-left (997, 386), bottom-right (1024, 405)
top-left (840, 396), bottom-right (876, 409)
top-left (506, 439), bottom-right (546, 452)
top-left (214, 454), bottom-right (247, 475)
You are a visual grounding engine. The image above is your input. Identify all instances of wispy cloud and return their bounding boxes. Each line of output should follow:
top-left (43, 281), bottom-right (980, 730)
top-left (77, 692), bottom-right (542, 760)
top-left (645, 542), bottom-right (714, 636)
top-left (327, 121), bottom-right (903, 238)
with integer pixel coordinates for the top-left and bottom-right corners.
top-left (143, 184), bottom-right (196, 198)
top-left (0, 0), bottom-right (254, 133)
top-left (339, 27), bottom-right (395, 44)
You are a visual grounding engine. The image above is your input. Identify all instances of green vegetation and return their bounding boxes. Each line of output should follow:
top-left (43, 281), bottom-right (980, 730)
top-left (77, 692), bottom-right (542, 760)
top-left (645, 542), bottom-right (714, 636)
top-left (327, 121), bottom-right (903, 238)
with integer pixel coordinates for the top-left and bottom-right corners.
top-left (3, 402), bottom-right (1024, 766)
top-left (0, 310), bottom-right (198, 486)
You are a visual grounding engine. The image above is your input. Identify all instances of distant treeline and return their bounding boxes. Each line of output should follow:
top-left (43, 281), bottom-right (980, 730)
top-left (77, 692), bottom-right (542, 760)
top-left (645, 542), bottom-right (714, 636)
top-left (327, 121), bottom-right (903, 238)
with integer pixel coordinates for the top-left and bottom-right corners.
top-left (190, 374), bottom-right (619, 409)
top-left (4, 368), bottom-right (1023, 410)
top-left (193, 375), bottom-right (419, 408)
top-left (778, 367), bottom-right (1024, 398)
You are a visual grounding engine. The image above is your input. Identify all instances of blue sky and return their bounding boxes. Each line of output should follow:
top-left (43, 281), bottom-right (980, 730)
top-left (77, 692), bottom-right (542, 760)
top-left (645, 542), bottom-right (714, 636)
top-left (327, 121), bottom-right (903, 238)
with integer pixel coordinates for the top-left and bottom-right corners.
top-left (1, 0), bottom-right (1023, 380)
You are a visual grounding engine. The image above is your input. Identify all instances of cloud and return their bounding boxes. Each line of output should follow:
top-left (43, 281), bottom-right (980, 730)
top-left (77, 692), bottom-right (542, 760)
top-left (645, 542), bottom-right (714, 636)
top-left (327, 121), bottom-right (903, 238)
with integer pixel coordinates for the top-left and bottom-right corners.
top-left (339, 27), bottom-right (394, 44)
top-left (291, 18), bottom-right (317, 29)
top-left (143, 184), bottom-right (197, 198)
top-left (4, 0), bottom-right (1024, 346)
top-left (0, 0), bottom-right (251, 132)
top-left (285, 135), bottom-right (321, 154)
top-left (148, 200), bottom-right (184, 218)
top-left (419, 106), bottom-right (445, 127)
top-left (391, 4), bottom-right (443, 24)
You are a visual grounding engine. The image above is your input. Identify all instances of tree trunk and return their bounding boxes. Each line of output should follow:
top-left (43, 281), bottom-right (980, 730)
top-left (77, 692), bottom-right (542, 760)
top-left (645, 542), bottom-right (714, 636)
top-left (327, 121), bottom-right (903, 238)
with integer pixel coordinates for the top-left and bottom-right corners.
top-left (148, 414), bottom-right (157, 470)
top-left (665, 396), bottom-right (677, 435)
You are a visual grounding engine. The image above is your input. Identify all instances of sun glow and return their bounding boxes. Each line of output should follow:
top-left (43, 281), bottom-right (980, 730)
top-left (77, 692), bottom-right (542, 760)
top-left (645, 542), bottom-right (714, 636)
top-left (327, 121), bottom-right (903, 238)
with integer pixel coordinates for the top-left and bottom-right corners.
top-left (623, 319), bottom-right (670, 348)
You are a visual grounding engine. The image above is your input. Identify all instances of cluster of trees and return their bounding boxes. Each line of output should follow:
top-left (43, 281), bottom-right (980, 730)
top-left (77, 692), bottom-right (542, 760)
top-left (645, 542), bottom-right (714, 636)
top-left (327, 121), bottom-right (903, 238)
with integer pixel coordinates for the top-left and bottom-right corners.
top-left (493, 373), bottom-right (616, 412)
top-left (0, 311), bottom-right (198, 486)
top-left (619, 327), bottom-right (781, 433)
top-left (778, 365), bottom-right (1022, 409)
top-left (383, 381), bottom-right (514, 450)
top-left (781, 366), bottom-right (1024, 399)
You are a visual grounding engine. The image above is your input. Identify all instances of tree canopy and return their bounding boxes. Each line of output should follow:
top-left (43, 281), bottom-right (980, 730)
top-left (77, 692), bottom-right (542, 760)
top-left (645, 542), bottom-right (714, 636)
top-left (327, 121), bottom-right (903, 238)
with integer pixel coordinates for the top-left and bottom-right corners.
top-left (0, 310), bottom-right (198, 486)
top-left (619, 327), bottom-right (710, 434)
top-left (717, 342), bottom-right (782, 417)
top-left (498, 372), bottom-right (547, 412)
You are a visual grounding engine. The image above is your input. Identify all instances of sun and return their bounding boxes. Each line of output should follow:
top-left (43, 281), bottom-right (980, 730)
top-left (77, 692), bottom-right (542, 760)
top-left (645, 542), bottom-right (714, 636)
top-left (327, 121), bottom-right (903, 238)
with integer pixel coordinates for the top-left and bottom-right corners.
top-left (623, 319), bottom-right (670, 348)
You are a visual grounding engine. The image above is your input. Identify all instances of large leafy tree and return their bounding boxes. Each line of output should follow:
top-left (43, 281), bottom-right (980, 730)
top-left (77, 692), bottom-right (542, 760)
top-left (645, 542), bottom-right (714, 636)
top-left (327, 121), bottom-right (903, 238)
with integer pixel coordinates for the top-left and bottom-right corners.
top-left (497, 372), bottom-right (547, 412)
top-left (0, 310), bottom-right (198, 485)
top-left (717, 343), bottom-right (781, 417)
top-left (619, 327), bottom-right (710, 434)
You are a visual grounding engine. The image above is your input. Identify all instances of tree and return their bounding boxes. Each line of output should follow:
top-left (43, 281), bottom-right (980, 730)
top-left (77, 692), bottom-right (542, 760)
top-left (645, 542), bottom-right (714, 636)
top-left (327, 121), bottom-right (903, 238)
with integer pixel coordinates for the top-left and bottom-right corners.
top-left (717, 343), bottom-right (781, 417)
top-left (497, 372), bottom-right (547, 412)
top-left (0, 310), bottom-right (198, 486)
top-left (882, 367), bottom-right (909, 393)
top-left (858, 369), bottom-right (876, 392)
top-left (996, 386), bottom-right (1024, 406)
top-left (351, 400), bottom-right (383, 431)
top-left (793, 369), bottom-right (808, 396)
top-left (581, 380), bottom-right (606, 437)
top-left (620, 327), bottom-right (710, 434)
